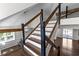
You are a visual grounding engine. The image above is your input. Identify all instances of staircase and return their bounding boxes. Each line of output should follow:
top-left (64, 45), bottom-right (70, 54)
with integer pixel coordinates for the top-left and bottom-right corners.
top-left (21, 3), bottom-right (61, 56)
top-left (23, 20), bottom-right (57, 56)
top-left (1, 3), bottom-right (79, 56)
top-left (0, 3), bottom-right (61, 56)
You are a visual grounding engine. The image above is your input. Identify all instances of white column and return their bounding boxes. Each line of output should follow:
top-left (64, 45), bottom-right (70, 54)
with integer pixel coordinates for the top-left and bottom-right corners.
top-left (57, 28), bottom-right (63, 38)
top-left (73, 29), bottom-right (79, 40)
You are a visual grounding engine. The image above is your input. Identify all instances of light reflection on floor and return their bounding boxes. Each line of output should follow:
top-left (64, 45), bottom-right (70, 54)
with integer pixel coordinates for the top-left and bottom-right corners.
top-left (62, 38), bottom-right (73, 55)
top-left (49, 37), bottom-right (79, 55)
top-left (62, 38), bottom-right (72, 50)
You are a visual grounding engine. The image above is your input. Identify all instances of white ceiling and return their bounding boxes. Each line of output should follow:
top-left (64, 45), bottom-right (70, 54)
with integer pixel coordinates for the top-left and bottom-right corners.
top-left (0, 3), bottom-right (36, 20)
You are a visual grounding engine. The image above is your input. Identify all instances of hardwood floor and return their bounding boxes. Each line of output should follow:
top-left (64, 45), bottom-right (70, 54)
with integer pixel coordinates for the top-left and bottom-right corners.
top-left (1, 45), bottom-right (30, 56)
top-left (49, 37), bottom-right (79, 56)
top-left (1, 37), bottom-right (79, 56)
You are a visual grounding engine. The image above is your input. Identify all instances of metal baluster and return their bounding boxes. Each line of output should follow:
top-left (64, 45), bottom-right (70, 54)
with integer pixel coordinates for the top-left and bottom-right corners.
top-left (58, 3), bottom-right (61, 26)
top-left (21, 24), bottom-right (25, 45)
top-left (57, 3), bottom-right (61, 56)
top-left (66, 6), bottom-right (68, 18)
top-left (40, 9), bottom-right (46, 56)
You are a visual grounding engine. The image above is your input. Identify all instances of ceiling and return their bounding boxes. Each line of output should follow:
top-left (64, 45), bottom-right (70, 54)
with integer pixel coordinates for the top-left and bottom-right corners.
top-left (0, 3), bottom-right (37, 20)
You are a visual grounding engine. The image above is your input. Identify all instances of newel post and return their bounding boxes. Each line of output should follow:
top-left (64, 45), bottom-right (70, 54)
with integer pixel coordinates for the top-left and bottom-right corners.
top-left (66, 6), bottom-right (68, 18)
top-left (58, 3), bottom-right (61, 26)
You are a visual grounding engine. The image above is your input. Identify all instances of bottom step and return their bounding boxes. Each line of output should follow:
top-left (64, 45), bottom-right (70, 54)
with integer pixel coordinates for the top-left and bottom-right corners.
top-left (25, 42), bottom-right (40, 55)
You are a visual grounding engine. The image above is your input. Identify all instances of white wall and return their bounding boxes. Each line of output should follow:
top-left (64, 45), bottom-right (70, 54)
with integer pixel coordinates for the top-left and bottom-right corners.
top-left (61, 17), bottom-right (79, 25)
top-left (0, 3), bottom-right (36, 20)
top-left (0, 3), bottom-right (54, 28)
top-left (73, 29), bottom-right (79, 40)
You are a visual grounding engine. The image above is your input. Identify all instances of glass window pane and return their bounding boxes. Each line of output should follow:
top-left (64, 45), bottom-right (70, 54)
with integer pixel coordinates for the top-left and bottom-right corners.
top-left (63, 29), bottom-right (73, 38)
top-left (0, 32), bottom-right (15, 42)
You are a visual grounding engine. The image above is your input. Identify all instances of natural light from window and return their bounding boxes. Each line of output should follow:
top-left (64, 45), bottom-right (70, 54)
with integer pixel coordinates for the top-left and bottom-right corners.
top-left (0, 32), bottom-right (15, 45)
top-left (63, 29), bottom-right (73, 39)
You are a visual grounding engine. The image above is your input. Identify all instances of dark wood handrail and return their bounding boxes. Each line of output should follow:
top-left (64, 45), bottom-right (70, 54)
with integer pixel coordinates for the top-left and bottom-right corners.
top-left (21, 10), bottom-right (42, 45)
top-left (49, 20), bottom-right (58, 39)
top-left (0, 28), bottom-right (22, 32)
top-left (23, 11), bottom-right (42, 40)
top-left (24, 12), bottom-right (41, 26)
top-left (56, 7), bottom-right (79, 17)
top-left (60, 10), bottom-right (76, 18)
top-left (44, 4), bottom-right (61, 56)
top-left (44, 4), bottom-right (59, 27)
top-left (48, 3), bottom-right (61, 39)
top-left (44, 4), bottom-right (60, 45)
top-left (25, 23), bottom-right (40, 40)
top-left (0, 11), bottom-right (41, 33)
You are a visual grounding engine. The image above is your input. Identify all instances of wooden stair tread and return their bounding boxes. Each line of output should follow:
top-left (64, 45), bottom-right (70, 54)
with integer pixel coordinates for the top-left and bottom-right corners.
top-left (25, 42), bottom-right (40, 55)
top-left (32, 32), bottom-right (50, 37)
top-left (48, 22), bottom-right (56, 24)
top-left (35, 30), bottom-right (52, 33)
top-left (32, 33), bottom-right (40, 36)
top-left (38, 26), bottom-right (54, 28)
top-left (28, 37), bottom-right (41, 44)
top-left (36, 27), bottom-right (53, 32)
top-left (33, 30), bottom-right (51, 34)
top-left (48, 20), bottom-right (57, 24)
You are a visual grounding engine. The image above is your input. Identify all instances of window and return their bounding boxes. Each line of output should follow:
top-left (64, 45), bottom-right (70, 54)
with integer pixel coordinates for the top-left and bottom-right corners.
top-left (63, 29), bottom-right (73, 39)
top-left (0, 32), bottom-right (15, 45)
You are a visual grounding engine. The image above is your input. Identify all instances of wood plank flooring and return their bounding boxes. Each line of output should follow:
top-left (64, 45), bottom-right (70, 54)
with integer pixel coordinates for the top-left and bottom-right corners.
top-left (1, 37), bottom-right (79, 56)
top-left (1, 45), bottom-right (30, 56)
top-left (49, 37), bottom-right (79, 56)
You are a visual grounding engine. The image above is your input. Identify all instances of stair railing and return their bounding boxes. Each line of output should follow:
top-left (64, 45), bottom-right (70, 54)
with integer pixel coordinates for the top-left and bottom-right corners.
top-left (43, 3), bottom-right (61, 56)
top-left (21, 11), bottom-right (42, 45)
top-left (21, 3), bottom-right (61, 56)
top-left (21, 11), bottom-right (42, 55)
top-left (56, 5), bottom-right (79, 18)
top-left (21, 8), bottom-right (46, 56)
